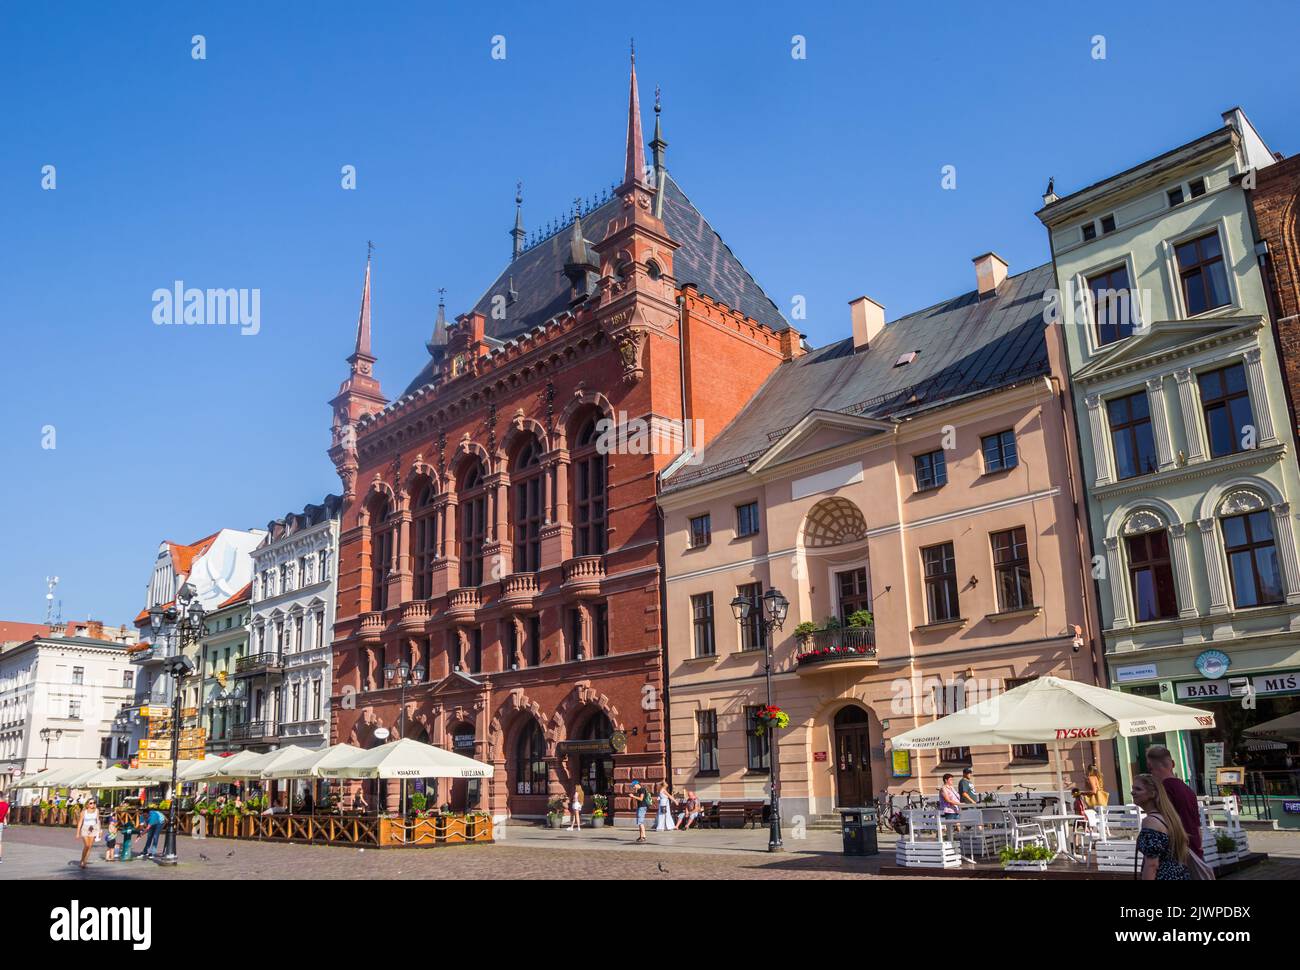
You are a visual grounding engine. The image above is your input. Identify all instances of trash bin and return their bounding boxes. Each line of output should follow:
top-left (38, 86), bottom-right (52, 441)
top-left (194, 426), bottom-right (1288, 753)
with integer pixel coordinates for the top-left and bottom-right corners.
top-left (841, 807), bottom-right (878, 856)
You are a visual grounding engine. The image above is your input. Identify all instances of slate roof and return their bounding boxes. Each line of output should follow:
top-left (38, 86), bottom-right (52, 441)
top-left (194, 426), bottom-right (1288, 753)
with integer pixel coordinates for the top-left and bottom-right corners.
top-left (400, 174), bottom-right (790, 396)
top-left (663, 262), bottom-right (1055, 493)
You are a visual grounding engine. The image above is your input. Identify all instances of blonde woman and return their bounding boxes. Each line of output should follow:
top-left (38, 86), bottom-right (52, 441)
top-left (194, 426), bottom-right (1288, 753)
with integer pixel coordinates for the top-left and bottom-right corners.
top-left (568, 784), bottom-right (585, 831)
top-left (1131, 774), bottom-right (1191, 881)
top-left (76, 798), bottom-right (102, 869)
top-left (1084, 764), bottom-right (1109, 808)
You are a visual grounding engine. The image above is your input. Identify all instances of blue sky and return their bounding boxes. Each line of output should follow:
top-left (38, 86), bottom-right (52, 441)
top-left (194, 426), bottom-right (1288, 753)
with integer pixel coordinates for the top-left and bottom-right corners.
top-left (2, 1), bottom-right (1297, 625)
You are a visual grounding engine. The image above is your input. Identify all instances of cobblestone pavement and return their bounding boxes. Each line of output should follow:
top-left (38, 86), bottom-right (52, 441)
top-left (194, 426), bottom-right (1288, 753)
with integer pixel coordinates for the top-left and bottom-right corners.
top-left (4, 823), bottom-right (1295, 880)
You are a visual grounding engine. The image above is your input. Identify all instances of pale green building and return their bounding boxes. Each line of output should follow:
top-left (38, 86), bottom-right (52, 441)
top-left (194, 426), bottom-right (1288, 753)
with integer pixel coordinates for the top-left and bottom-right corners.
top-left (1039, 108), bottom-right (1300, 822)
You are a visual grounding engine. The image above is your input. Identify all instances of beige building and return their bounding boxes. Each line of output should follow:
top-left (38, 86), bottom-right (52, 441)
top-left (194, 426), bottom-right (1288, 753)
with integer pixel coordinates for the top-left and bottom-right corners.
top-left (659, 257), bottom-right (1106, 820)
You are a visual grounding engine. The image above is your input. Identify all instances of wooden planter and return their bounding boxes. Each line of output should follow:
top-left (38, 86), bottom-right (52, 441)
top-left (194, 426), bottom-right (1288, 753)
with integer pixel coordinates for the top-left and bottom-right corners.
top-left (442, 815), bottom-right (467, 844)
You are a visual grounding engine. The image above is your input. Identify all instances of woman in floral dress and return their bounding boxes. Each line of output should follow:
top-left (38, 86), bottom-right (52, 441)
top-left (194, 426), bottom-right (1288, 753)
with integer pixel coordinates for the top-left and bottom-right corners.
top-left (1132, 774), bottom-right (1192, 880)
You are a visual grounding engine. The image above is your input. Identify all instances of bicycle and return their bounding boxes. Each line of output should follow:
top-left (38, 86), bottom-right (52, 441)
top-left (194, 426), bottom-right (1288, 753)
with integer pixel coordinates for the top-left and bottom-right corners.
top-left (877, 789), bottom-right (915, 836)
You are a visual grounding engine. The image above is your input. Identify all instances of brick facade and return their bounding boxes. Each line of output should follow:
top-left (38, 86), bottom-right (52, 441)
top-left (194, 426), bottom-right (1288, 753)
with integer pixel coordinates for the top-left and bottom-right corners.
top-left (325, 61), bottom-right (799, 819)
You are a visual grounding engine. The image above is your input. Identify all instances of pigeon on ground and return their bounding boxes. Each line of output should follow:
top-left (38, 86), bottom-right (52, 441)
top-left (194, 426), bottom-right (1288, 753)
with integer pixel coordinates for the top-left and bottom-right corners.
top-left (226, 851), bottom-right (235, 858)
top-left (656, 862), bottom-right (668, 874)
top-left (199, 853), bottom-right (210, 862)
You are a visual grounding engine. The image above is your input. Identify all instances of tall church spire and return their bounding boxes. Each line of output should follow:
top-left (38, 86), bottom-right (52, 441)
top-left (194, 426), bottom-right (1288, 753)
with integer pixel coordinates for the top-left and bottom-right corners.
top-left (347, 246), bottom-right (374, 368)
top-left (510, 181), bottom-right (526, 261)
top-left (622, 42), bottom-right (647, 191)
top-left (427, 287), bottom-right (449, 355)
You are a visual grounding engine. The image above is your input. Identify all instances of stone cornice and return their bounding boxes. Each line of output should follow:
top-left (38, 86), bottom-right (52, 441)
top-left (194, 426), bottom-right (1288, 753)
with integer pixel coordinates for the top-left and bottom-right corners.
top-left (1090, 444), bottom-right (1286, 500)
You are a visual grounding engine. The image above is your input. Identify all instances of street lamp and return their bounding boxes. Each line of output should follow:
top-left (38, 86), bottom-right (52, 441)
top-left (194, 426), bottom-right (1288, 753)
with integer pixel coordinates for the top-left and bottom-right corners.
top-left (730, 586), bottom-right (790, 852)
top-left (39, 727), bottom-right (63, 769)
top-left (149, 586), bottom-right (205, 866)
top-left (383, 660), bottom-right (426, 814)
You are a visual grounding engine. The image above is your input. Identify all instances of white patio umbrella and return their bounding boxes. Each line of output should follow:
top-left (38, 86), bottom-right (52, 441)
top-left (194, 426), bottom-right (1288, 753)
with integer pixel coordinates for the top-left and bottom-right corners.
top-left (14, 765), bottom-right (85, 789)
top-left (889, 676), bottom-right (1217, 812)
top-left (206, 746), bottom-right (316, 781)
top-left (1244, 709), bottom-right (1300, 742)
top-left (183, 749), bottom-right (265, 781)
top-left (314, 737), bottom-right (493, 780)
top-left (259, 743), bottom-right (363, 779)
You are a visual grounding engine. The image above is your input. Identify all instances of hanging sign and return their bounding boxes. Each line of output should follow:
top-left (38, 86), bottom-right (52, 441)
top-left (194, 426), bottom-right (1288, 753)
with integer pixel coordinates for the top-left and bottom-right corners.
top-left (1195, 650), bottom-right (1231, 679)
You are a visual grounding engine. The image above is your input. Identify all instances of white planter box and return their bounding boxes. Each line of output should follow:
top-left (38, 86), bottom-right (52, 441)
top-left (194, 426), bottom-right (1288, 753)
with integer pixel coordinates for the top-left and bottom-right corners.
top-left (895, 840), bottom-right (961, 869)
top-left (1094, 840), bottom-right (1139, 873)
top-left (1002, 859), bottom-right (1051, 871)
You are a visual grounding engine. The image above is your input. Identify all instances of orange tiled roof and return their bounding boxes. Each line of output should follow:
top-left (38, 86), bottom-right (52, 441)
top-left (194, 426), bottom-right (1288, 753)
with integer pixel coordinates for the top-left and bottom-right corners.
top-left (0, 620), bottom-right (49, 644)
top-left (134, 600), bottom-right (174, 626)
top-left (219, 582), bottom-right (252, 609)
top-left (169, 531), bottom-right (221, 576)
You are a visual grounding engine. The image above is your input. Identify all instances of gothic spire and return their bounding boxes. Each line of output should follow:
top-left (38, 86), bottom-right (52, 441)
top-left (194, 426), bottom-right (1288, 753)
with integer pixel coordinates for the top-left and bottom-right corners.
top-left (347, 247), bottom-right (374, 367)
top-left (622, 42), bottom-right (647, 191)
top-left (510, 180), bottom-right (526, 260)
top-left (427, 287), bottom-right (448, 355)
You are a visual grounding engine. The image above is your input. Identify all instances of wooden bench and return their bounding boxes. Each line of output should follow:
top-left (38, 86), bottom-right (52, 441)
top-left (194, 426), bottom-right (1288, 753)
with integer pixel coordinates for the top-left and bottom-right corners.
top-left (717, 799), bottom-right (768, 829)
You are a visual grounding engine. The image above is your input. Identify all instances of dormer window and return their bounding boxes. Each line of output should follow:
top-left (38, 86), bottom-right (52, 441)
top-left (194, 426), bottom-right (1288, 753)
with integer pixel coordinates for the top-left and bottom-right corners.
top-left (1189, 177), bottom-right (1206, 199)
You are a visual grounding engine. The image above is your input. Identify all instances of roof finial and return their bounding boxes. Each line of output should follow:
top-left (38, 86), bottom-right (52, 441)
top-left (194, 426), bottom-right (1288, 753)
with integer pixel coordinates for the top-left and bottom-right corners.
top-left (349, 252), bottom-right (374, 366)
top-left (511, 179), bottom-right (526, 260)
top-left (427, 287), bottom-right (448, 354)
top-left (621, 43), bottom-right (648, 190)
top-left (651, 82), bottom-right (668, 200)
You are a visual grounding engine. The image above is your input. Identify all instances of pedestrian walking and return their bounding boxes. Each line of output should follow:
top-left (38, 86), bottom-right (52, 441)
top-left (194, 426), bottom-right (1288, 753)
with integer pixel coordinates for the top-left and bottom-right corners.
top-left (629, 781), bottom-right (652, 844)
top-left (0, 793), bottom-right (9, 865)
top-left (76, 798), bottom-right (102, 869)
top-left (1144, 745), bottom-right (1202, 858)
top-left (568, 784), bottom-right (585, 831)
top-left (1132, 774), bottom-right (1192, 880)
top-left (654, 781), bottom-right (676, 832)
top-left (957, 768), bottom-right (978, 805)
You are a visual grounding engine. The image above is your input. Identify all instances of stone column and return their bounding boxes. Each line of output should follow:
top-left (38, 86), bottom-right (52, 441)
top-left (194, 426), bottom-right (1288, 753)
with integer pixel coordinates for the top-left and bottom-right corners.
top-left (1168, 523), bottom-right (1198, 618)
top-left (1174, 368), bottom-right (1207, 463)
top-left (1271, 503), bottom-right (1300, 602)
top-left (1243, 348), bottom-right (1279, 446)
top-left (1103, 537), bottom-right (1129, 628)
top-left (1198, 518), bottom-right (1231, 613)
top-left (1085, 393), bottom-right (1113, 486)
top-left (1146, 376), bottom-right (1176, 471)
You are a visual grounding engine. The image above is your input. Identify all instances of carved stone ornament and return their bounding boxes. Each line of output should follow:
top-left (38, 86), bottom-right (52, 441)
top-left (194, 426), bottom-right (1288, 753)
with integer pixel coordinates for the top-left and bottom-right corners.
top-left (1121, 508), bottom-right (1167, 536)
top-left (1219, 489), bottom-right (1267, 516)
top-left (613, 328), bottom-right (647, 383)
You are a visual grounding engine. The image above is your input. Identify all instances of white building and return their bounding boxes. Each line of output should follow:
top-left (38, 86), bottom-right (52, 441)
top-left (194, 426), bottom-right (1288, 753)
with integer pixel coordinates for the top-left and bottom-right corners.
top-left (0, 629), bottom-right (139, 799)
top-left (242, 497), bottom-right (341, 751)
top-left (126, 527), bottom-right (265, 760)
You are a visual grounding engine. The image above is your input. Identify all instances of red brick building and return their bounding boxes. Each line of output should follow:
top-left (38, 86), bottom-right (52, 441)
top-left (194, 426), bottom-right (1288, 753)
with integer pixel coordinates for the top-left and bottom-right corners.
top-left (326, 57), bottom-right (802, 818)
top-left (1251, 153), bottom-right (1300, 449)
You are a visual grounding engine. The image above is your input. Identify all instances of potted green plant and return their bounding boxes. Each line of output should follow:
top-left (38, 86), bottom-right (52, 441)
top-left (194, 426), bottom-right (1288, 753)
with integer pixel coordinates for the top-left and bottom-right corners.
top-left (590, 794), bottom-right (609, 827)
top-left (546, 795), bottom-right (567, 828)
top-left (409, 792), bottom-right (428, 816)
top-left (998, 844), bottom-right (1054, 871)
top-left (1214, 831), bottom-right (1239, 866)
top-left (793, 621), bottom-right (818, 646)
top-left (846, 609), bottom-right (874, 628)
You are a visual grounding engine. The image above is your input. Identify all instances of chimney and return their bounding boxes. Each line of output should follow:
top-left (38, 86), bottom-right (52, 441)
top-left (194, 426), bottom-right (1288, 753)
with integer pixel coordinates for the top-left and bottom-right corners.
top-left (848, 296), bottom-right (886, 351)
top-left (972, 252), bottom-right (1009, 298)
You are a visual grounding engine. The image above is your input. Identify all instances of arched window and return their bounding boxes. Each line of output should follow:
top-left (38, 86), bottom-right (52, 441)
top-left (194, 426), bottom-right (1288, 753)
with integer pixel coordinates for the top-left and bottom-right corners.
top-left (412, 481), bottom-right (438, 599)
top-left (572, 416), bottom-right (607, 556)
top-left (514, 722), bottom-right (548, 795)
top-left (511, 437), bottom-right (544, 572)
top-left (370, 494), bottom-right (394, 611)
top-left (1121, 510), bottom-right (1177, 622)
top-left (458, 459), bottom-right (487, 587)
top-left (1219, 491), bottom-right (1284, 608)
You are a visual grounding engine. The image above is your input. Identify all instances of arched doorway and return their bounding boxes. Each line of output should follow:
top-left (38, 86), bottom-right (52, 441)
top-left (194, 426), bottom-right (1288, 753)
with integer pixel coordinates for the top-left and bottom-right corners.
top-left (834, 706), bottom-right (873, 808)
top-left (576, 712), bottom-right (615, 816)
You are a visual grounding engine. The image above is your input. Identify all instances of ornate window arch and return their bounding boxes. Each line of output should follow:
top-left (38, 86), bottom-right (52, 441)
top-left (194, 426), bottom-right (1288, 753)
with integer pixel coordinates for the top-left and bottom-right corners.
top-left (801, 497), bottom-right (868, 548)
top-left (510, 435), bottom-right (544, 572)
top-left (457, 457), bottom-right (488, 587)
top-left (514, 720), bottom-right (548, 796)
top-left (1119, 506), bottom-right (1179, 623)
top-left (411, 478), bottom-right (439, 599)
top-left (571, 412), bottom-right (607, 556)
top-left (1217, 487), bottom-right (1286, 608)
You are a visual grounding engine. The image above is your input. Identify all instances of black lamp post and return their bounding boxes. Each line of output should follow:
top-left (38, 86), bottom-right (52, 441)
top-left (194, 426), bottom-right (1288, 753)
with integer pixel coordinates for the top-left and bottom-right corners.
top-left (39, 727), bottom-right (63, 769)
top-left (148, 582), bottom-right (205, 866)
top-left (384, 660), bottom-right (426, 813)
top-left (730, 586), bottom-right (790, 852)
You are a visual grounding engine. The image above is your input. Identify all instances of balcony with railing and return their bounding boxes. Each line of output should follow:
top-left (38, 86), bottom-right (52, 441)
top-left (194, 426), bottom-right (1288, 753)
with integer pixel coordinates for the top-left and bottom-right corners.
top-left (234, 652), bottom-right (284, 678)
top-left (357, 611), bottom-right (386, 641)
top-left (500, 572), bottom-right (540, 607)
top-left (399, 600), bottom-right (432, 625)
top-left (794, 625), bottom-right (877, 675)
top-left (229, 719), bottom-right (277, 743)
top-left (562, 556), bottom-right (606, 595)
top-left (446, 587), bottom-right (481, 619)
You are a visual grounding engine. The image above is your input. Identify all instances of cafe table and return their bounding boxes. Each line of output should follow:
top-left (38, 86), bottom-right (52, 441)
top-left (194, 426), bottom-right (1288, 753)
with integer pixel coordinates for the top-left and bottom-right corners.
top-left (1034, 813), bottom-right (1086, 862)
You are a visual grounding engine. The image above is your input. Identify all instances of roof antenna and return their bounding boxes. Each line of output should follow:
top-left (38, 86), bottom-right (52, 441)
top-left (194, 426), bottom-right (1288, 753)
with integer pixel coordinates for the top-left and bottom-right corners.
top-left (44, 575), bottom-right (60, 627)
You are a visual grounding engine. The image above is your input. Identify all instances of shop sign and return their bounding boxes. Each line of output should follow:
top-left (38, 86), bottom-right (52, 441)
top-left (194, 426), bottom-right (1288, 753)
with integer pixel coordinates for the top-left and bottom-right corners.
top-left (1176, 680), bottom-right (1232, 701)
top-left (452, 733), bottom-right (475, 750)
top-left (1195, 650), bottom-right (1231, 679)
top-left (1177, 670), bottom-right (1300, 701)
top-left (372, 727), bottom-right (390, 740)
top-left (1283, 801), bottom-right (1300, 815)
top-left (813, 751), bottom-right (828, 763)
top-left (1254, 671), bottom-right (1300, 695)
top-left (1115, 663), bottom-right (1158, 683)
